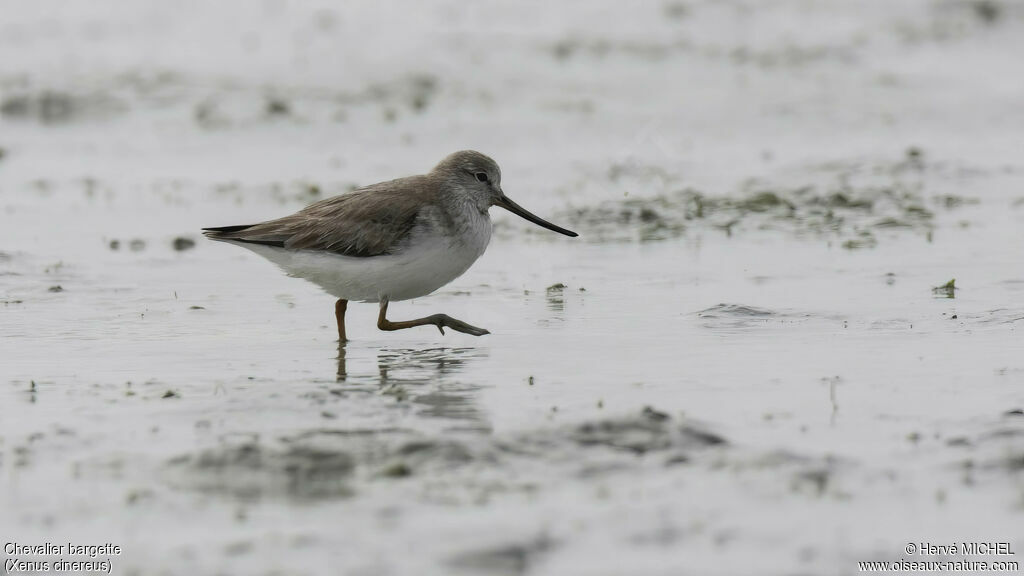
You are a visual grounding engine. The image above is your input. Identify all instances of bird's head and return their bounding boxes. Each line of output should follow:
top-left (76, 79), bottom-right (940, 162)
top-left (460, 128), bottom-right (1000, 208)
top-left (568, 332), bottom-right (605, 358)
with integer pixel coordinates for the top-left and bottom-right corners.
top-left (433, 150), bottom-right (577, 237)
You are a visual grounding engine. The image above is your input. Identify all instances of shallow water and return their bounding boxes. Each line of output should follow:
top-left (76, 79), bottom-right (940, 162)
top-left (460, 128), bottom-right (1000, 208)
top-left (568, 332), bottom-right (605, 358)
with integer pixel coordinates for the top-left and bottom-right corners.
top-left (3, 1), bottom-right (1024, 574)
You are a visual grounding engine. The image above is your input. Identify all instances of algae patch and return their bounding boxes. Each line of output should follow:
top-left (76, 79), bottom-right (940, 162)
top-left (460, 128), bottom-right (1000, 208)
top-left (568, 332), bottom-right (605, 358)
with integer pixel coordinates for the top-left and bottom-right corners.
top-left (563, 151), bottom-right (982, 247)
top-left (932, 278), bottom-right (957, 299)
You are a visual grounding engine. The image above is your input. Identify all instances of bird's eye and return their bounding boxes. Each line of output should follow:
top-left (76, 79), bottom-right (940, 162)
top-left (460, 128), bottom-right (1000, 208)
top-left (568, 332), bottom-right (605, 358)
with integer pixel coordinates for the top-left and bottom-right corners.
top-left (475, 172), bottom-right (488, 183)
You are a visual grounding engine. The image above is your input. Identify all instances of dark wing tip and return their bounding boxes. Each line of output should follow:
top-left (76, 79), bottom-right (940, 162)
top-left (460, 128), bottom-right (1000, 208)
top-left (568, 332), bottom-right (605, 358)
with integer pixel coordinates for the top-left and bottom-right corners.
top-left (202, 224), bottom-right (254, 235)
top-left (202, 224), bottom-right (288, 248)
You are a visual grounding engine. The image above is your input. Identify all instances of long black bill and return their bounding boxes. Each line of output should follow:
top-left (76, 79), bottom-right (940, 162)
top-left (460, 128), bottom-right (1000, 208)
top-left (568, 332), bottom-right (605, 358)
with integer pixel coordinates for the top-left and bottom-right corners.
top-left (494, 195), bottom-right (578, 237)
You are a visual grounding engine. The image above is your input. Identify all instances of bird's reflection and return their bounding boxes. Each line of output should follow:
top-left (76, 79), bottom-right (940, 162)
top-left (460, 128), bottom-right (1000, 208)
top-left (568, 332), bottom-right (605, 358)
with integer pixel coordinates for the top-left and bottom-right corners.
top-left (336, 344), bottom-right (348, 381)
top-left (335, 343), bottom-right (489, 428)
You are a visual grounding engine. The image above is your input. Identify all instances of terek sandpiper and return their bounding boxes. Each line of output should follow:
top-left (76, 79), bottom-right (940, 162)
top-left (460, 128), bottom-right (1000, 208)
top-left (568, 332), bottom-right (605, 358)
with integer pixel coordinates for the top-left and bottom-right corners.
top-left (203, 150), bottom-right (577, 340)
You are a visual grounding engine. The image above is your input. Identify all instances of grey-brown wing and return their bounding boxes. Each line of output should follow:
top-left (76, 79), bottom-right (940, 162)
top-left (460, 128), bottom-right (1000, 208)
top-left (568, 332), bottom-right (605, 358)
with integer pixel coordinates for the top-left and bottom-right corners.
top-left (203, 176), bottom-right (434, 258)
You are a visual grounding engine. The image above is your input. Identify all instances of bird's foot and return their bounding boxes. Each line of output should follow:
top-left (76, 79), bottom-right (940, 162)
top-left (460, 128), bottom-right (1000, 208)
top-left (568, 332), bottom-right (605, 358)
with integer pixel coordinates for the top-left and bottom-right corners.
top-left (427, 314), bottom-right (490, 336)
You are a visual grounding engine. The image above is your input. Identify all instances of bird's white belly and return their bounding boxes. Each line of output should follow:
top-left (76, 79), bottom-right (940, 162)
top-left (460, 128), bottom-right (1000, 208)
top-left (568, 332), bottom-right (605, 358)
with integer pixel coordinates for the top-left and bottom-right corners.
top-left (238, 216), bottom-right (491, 303)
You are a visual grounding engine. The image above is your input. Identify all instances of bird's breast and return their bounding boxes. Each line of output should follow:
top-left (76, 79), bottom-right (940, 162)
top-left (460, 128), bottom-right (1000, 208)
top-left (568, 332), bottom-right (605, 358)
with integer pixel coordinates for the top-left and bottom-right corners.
top-left (416, 202), bottom-right (492, 260)
top-left (451, 208), bottom-right (493, 260)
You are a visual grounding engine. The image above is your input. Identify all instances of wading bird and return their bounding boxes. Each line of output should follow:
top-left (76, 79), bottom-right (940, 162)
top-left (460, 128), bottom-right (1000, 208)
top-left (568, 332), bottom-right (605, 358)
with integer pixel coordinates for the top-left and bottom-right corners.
top-left (203, 150), bottom-right (577, 340)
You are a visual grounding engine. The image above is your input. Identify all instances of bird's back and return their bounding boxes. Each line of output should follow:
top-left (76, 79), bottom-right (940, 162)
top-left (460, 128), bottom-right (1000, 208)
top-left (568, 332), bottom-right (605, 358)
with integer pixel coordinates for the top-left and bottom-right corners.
top-left (203, 175), bottom-right (439, 258)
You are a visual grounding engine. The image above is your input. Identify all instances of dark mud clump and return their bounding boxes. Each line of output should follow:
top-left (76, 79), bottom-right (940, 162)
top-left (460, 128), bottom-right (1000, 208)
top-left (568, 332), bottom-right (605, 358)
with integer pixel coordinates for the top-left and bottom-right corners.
top-left (568, 406), bottom-right (726, 455)
top-left (950, 419), bottom-right (1024, 481)
top-left (166, 441), bottom-right (355, 500)
top-left (1, 90), bottom-right (125, 124)
top-left (973, 1), bottom-right (1001, 24)
top-left (663, 2), bottom-right (690, 20)
top-left (277, 428), bottom-right (488, 480)
top-left (264, 95), bottom-right (291, 117)
top-left (449, 535), bottom-right (557, 576)
top-left (483, 408), bottom-right (731, 481)
top-left (172, 237), bottom-right (196, 251)
top-left (375, 438), bottom-right (480, 478)
top-left (497, 408), bottom-right (728, 468)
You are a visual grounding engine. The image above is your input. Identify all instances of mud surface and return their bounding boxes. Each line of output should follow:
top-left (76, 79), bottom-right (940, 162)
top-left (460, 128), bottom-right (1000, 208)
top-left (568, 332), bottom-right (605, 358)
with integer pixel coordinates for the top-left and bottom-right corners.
top-left (2, 1), bottom-right (1023, 574)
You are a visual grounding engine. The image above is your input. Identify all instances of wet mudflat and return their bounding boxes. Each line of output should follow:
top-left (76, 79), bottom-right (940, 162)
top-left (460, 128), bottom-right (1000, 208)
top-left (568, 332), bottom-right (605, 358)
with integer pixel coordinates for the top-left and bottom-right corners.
top-left (2, 1), bottom-right (1023, 575)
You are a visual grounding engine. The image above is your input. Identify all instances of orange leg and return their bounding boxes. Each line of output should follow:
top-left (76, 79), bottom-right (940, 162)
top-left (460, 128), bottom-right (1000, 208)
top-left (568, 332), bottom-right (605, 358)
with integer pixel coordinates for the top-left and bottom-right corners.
top-left (376, 296), bottom-right (489, 336)
top-left (335, 299), bottom-right (348, 342)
